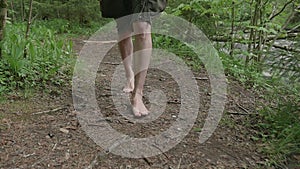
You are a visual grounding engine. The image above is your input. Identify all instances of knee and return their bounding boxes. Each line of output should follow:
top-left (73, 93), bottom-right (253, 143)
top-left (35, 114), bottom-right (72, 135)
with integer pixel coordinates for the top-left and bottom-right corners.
top-left (133, 22), bottom-right (151, 37)
top-left (135, 33), bottom-right (151, 41)
top-left (118, 31), bottom-right (132, 42)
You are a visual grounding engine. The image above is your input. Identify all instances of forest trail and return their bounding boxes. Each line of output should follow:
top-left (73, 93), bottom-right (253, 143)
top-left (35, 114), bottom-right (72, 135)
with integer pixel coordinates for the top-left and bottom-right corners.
top-left (0, 38), bottom-right (266, 169)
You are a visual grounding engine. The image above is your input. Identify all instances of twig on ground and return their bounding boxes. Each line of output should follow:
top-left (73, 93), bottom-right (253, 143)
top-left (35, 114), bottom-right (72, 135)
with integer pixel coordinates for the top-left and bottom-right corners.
top-left (167, 100), bottom-right (181, 104)
top-left (143, 156), bottom-right (153, 166)
top-left (192, 77), bottom-right (209, 80)
top-left (52, 143), bottom-right (57, 151)
top-left (228, 95), bottom-right (257, 115)
top-left (23, 153), bottom-right (36, 158)
top-left (103, 62), bottom-right (120, 65)
top-left (83, 40), bottom-right (117, 44)
top-left (177, 158), bottom-right (182, 169)
top-left (226, 111), bottom-right (250, 116)
top-left (32, 107), bottom-right (66, 115)
top-left (99, 94), bottom-right (112, 97)
top-left (152, 144), bottom-right (169, 159)
top-left (32, 156), bottom-right (48, 167)
top-left (236, 103), bottom-right (251, 114)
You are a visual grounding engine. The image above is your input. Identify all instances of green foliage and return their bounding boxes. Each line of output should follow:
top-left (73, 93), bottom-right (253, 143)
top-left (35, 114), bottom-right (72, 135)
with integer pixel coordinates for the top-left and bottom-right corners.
top-left (0, 21), bottom-right (74, 95)
top-left (8, 0), bottom-right (102, 24)
top-left (257, 83), bottom-right (300, 167)
top-left (218, 45), bottom-right (300, 166)
top-left (152, 34), bottom-right (202, 69)
top-left (34, 18), bottom-right (108, 36)
top-left (219, 51), bottom-right (261, 86)
top-left (171, 0), bottom-right (217, 36)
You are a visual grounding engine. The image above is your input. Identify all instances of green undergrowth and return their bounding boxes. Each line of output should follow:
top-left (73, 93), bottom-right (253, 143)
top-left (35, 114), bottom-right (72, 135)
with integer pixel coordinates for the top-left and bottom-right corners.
top-left (153, 34), bottom-right (300, 167)
top-left (0, 21), bottom-right (74, 97)
top-left (216, 52), bottom-right (300, 167)
top-left (36, 18), bottom-right (111, 36)
top-left (0, 19), bottom-right (107, 98)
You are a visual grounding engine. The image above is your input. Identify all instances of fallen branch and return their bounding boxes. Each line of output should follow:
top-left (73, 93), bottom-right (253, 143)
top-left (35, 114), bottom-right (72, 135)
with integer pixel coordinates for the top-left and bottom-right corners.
top-left (99, 93), bottom-right (112, 97)
top-left (226, 111), bottom-right (258, 116)
top-left (152, 144), bottom-right (169, 159)
top-left (272, 44), bottom-right (300, 53)
top-left (236, 103), bottom-right (251, 114)
top-left (177, 158), bottom-right (182, 169)
top-left (287, 24), bottom-right (300, 33)
top-left (211, 33), bottom-right (299, 53)
top-left (32, 107), bottom-right (66, 115)
top-left (22, 153), bottom-right (36, 158)
top-left (193, 77), bottom-right (209, 80)
top-left (167, 100), bottom-right (181, 104)
top-left (103, 62), bottom-right (120, 65)
top-left (143, 156), bottom-right (153, 166)
top-left (31, 156), bottom-right (48, 167)
top-left (211, 33), bottom-right (299, 43)
top-left (83, 40), bottom-right (117, 44)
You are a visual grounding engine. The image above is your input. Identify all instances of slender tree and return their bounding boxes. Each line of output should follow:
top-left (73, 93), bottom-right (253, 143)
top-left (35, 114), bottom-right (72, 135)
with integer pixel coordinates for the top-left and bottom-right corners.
top-left (0, 0), bottom-right (7, 59)
top-left (25, 0), bottom-right (33, 40)
top-left (24, 0), bottom-right (33, 58)
top-left (230, 0), bottom-right (235, 57)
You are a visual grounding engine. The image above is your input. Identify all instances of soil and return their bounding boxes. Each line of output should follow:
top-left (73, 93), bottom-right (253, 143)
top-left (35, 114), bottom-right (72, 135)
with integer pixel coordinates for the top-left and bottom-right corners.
top-left (0, 38), bottom-right (270, 169)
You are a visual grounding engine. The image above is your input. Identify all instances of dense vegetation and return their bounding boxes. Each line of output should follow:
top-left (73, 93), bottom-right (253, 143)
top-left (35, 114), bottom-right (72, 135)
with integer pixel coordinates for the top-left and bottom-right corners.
top-left (0, 0), bottom-right (299, 168)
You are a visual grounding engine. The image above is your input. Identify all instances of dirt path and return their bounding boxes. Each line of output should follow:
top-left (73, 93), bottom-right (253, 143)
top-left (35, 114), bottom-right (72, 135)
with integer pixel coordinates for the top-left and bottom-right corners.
top-left (0, 39), bottom-right (266, 169)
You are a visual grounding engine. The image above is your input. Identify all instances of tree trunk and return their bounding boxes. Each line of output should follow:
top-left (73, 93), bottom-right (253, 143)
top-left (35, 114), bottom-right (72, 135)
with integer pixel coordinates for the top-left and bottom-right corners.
top-left (230, 1), bottom-right (235, 57)
top-left (0, 0), bottom-right (7, 59)
top-left (10, 0), bottom-right (15, 23)
top-left (21, 0), bottom-right (24, 21)
top-left (24, 0), bottom-right (33, 58)
top-left (25, 0), bottom-right (33, 40)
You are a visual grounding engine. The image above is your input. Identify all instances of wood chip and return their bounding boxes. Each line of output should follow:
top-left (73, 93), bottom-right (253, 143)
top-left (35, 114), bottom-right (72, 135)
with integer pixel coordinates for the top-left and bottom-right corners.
top-left (65, 152), bottom-right (70, 160)
top-left (65, 126), bottom-right (77, 130)
top-left (59, 128), bottom-right (69, 134)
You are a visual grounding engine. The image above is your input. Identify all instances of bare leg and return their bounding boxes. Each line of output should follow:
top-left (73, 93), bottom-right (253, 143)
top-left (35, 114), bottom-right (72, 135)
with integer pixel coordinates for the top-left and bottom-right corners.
top-left (131, 21), bottom-right (152, 116)
top-left (118, 32), bottom-right (135, 93)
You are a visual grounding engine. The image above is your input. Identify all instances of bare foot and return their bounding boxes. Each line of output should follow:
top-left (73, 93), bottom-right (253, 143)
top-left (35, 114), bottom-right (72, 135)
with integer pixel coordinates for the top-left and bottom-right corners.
top-left (131, 92), bottom-right (149, 117)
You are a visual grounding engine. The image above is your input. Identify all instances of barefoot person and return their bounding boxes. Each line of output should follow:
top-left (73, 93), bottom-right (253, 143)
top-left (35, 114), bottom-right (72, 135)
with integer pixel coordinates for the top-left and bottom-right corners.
top-left (100, 0), bottom-right (167, 117)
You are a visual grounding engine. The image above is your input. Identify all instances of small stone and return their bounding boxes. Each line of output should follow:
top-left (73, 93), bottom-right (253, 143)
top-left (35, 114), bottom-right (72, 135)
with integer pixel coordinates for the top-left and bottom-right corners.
top-left (65, 152), bottom-right (70, 160)
top-left (59, 128), bottom-right (69, 134)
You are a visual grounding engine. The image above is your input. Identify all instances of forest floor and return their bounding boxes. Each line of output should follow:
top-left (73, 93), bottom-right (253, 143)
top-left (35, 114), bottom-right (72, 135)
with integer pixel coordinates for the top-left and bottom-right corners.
top-left (0, 38), bottom-right (270, 169)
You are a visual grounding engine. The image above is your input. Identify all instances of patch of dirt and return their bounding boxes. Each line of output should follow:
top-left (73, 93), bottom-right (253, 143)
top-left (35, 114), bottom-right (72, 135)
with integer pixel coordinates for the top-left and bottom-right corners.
top-left (0, 38), bottom-right (268, 169)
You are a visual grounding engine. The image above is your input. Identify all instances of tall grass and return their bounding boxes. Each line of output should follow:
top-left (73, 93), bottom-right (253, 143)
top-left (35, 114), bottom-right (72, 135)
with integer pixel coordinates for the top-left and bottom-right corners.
top-left (258, 82), bottom-right (300, 167)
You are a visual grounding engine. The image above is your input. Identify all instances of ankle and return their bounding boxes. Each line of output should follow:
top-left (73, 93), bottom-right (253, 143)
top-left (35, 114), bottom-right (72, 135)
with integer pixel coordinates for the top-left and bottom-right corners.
top-left (126, 74), bottom-right (134, 79)
top-left (133, 89), bottom-right (143, 96)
